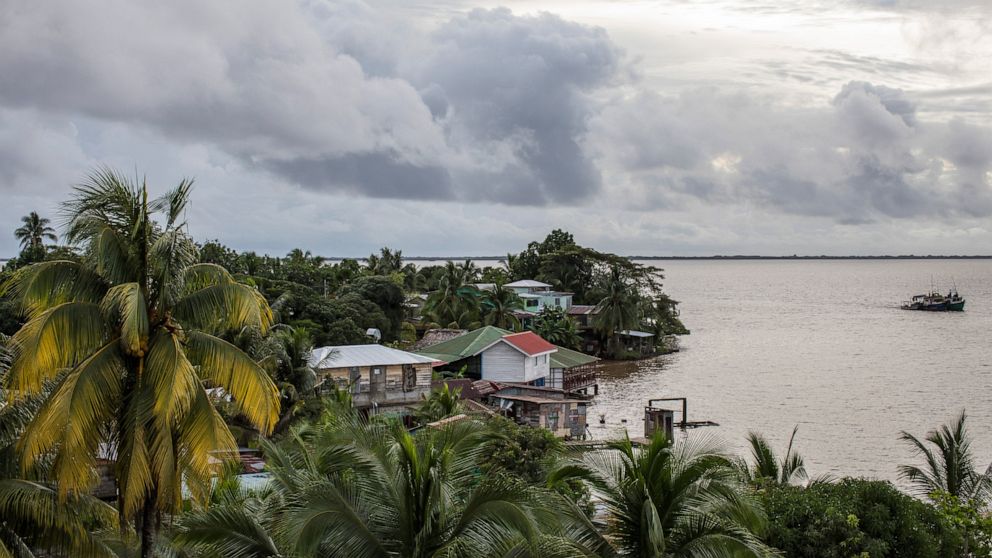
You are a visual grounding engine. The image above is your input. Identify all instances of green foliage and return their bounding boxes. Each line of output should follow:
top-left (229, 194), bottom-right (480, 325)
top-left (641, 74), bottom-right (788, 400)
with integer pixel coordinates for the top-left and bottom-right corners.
top-left (900, 411), bottom-right (991, 501)
top-left (554, 432), bottom-right (775, 557)
top-left (931, 491), bottom-right (992, 557)
top-left (479, 283), bottom-right (524, 330)
top-left (416, 382), bottom-right (462, 424)
top-left (760, 478), bottom-right (962, 558)
top-left (738, 426), bottom-right (809, 487)
top-left (529, 306), bottom-right (581, 349)
top-left (1, 168), bottom-right (279, 556)
top-left (423, 261), bottom-right (481, 328)
top-left (339, 275), bottom-right (405, 341)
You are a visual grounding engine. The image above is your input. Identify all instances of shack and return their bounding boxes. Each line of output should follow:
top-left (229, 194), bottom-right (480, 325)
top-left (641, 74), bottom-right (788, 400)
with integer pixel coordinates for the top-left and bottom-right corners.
top-left (308, 344), bottom-right (436, 410)
top-left (488, 384), bottom-right (590, 439)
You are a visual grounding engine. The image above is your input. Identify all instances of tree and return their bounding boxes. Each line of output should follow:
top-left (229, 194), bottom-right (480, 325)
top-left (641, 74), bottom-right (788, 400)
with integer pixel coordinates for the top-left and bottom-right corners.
top-left (529, 306), bottom-right (581, 349)
top-left (899, 411), bottom-right (992, 502)
top-left (175, 414), bottom-right (547, 557)
top-left (592, 266), bottom-right (640, 358)
top-left (416, 382), bottom-right (462, 424)
top-left (760, 478), bottom-right (962, 557)
top-left (14, 211), bottom-right (57, 252)
top-left (553, 432), bottom-right (774, 557)
top-left (480, 283), bottom-right (523, 330)
top-left (737, 425), bottom-right (809, 487)
top-left (1, 168), bottom-right (280, 556)
top-left (423, 261), bottom-right (480, 328)
top-left (0, 334), bottom-right (120, 557)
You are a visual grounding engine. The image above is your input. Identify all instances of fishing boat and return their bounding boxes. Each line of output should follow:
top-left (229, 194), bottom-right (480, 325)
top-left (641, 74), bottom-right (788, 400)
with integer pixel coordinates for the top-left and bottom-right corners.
top-left (902, 288), bottom-right (965, 312)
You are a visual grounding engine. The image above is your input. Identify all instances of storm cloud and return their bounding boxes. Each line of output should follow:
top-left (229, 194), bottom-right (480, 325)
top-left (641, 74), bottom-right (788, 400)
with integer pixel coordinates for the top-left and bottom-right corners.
top-left (0, 0), bottom-right (990, 256)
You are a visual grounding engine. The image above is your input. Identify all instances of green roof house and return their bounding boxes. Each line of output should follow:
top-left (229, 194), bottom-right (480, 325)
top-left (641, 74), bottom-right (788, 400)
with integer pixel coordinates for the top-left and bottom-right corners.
top-left (416, 326), bottom-right (599, 393)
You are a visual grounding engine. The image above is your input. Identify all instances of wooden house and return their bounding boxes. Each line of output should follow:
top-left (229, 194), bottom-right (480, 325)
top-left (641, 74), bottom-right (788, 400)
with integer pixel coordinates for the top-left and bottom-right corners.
top-left (309, 344), bottom-right (436, 410)
top-left (488, 384), bottom-right (590, 439)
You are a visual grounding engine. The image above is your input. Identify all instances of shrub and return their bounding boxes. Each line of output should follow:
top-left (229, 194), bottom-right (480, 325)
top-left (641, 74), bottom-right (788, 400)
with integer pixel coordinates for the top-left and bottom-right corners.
top-left (760, 478), bottom-right (963, 557)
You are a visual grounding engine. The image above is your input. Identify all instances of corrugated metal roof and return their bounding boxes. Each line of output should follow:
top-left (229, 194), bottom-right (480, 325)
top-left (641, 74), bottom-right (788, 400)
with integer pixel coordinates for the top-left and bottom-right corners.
top-left (550, 346), bottom-right (600, 369)
top-left (619, 330), bottom-right (654, 338)
top-left (414, 326), bottom-right (511, 362)
top-left (567, 305), bottom-right (598, 315)
top-left (500, 331), bottom-right (557, 356)
top-left (309, 344), bottom-right (436, 369)
top-left (505, 279), bottom-right (552, 288)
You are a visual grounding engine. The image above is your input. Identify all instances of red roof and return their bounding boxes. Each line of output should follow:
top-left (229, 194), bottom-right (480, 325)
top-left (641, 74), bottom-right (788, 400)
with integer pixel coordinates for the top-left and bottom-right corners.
top-left (501, 331), bottom-right (557, 356)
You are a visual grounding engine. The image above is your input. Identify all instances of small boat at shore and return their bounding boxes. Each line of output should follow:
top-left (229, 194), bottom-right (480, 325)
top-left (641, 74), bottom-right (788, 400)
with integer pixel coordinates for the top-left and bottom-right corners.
top-left (902, 288), bottom-right (965, 312)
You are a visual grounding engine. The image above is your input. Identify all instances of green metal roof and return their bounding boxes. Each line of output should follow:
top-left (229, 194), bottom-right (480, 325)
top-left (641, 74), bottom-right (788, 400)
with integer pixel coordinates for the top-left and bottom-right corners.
top-left (414, 325), bottom-right (511, 363)
top-left (416, 325), bottom-right (600, 370)
top-left (550, 345), bottom-right (599, 369)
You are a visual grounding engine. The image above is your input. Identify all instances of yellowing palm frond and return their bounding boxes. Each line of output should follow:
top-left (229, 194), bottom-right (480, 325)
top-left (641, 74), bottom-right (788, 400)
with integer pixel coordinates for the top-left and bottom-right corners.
top-left (116, 401), bottom-right (153, 521)
top-left (177, 387), bottom-right (238, 507)
top-left (18, 339), bottom-right (123, 491)
top-left (186, 332), bottom-right (280, 434)
top-left (174, 283), bottom-right (273, 334)
top-left (101, 283), bottom-right (149, 356)
top-left (0, 260), bottom-right (107, 318)
top-left (5, 302), bottom-right (108, 394)
top-left (144, 330), bottom-right (199, 424)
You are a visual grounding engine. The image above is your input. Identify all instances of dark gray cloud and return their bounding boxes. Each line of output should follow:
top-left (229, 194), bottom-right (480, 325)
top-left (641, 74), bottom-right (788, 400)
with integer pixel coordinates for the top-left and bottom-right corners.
top-left (0, 1), bottom-right (619, 207)
top-left (0, 0), bottom-right (990, 258)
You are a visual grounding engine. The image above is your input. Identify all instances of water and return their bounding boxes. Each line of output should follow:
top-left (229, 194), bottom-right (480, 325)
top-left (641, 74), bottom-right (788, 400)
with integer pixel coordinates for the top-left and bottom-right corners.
top-left (590, 259), bottom-right (992, 483)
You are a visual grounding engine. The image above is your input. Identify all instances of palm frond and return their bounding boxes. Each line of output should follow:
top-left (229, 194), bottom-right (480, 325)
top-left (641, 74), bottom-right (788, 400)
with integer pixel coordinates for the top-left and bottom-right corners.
top-left (101, 283), bottom-right (149, 356)
top-left (0, 260), bottom-right (107, 318)
top-left (5, 302), bottom-right (108, 394)
top-left (185, 332), bottom-right (280, 434)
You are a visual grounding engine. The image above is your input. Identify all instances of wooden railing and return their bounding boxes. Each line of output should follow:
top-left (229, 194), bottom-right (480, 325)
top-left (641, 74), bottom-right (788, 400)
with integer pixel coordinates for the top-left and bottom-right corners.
top-left (563, 368), bottom-right (597, 392)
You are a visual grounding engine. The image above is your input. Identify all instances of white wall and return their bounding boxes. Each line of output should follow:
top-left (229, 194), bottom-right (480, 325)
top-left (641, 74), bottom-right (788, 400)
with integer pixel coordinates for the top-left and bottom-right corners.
top-left (480, 342), bottom-right (527, 382)
top-left (480, 341), bottom-right (551, 383)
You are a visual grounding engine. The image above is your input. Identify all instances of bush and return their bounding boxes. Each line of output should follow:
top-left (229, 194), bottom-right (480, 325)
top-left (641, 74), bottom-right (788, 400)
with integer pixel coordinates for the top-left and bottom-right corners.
top-left (760, 478), bottom-right (963, 557)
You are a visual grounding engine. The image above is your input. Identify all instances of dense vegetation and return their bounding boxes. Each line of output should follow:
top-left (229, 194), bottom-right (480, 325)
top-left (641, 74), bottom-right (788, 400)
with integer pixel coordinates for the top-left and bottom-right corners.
top-left (1, 170), bottom-right (991, 557)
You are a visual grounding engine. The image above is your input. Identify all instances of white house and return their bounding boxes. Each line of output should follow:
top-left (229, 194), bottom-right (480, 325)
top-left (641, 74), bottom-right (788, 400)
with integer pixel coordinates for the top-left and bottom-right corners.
top-left (476, 331), bottom-right (557, 385)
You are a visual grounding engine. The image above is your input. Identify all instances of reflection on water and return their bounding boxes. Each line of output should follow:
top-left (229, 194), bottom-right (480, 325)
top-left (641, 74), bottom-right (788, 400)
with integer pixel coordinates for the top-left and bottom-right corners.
top-left (588, 259), bottom-right (992, 484)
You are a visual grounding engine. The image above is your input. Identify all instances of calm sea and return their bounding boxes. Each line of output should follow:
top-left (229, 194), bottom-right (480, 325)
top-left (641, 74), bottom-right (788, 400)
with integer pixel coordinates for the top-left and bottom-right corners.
top-left (591, 259), bottom-right (992, 483)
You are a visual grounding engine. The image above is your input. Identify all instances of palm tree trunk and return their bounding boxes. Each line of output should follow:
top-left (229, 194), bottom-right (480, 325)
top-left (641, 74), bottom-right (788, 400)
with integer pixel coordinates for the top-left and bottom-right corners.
top-left (140, 494), bottom-right (157, 557)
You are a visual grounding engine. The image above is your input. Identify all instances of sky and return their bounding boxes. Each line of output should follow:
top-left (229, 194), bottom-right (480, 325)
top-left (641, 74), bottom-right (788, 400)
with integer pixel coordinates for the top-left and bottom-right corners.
top-left (1, 0), bottom-right (990, 257)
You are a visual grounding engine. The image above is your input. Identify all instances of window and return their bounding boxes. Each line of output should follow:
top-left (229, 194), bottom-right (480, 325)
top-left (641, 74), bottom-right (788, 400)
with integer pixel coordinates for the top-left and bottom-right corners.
top-left (402, 364), bottom-right (417, 391)
top-left (526, 299), bottom-right (539, 308)
top-left (554, 297), bottom-right (560, 306)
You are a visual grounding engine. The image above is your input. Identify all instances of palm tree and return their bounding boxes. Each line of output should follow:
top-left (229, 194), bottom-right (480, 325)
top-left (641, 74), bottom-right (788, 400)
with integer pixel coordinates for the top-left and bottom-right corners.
top-left (1, 168), bottom-right (280, 556)
top-left (13, 211), bottom-right (57, 251)
top-left (423, 261), bottom-right (480, 328)
top-left (899, 411), bottom-right (991, 501)
top-left (737, 426), bottom-right (808, 486)
top-left (530, 306), bottom-right (581, 349)
top-left (0, 334), bottom-right (120, 557)
top-left (416, 382), bottom-right (463, 423)
top-left (480, 283), bottom-right (523, 330)
top-left (553, 432), bottom-right (775, 557)
top-left (174, 415), bottom-right (546, 557)
top-left (593, 266), bottom-right (640, 358)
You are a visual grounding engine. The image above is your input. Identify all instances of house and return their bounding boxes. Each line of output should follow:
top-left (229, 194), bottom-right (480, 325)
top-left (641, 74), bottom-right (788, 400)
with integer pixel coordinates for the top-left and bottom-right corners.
top-left (504, 279), bottom-right (574, 313)
top-left (618, 330), bottom-right (656, 356)
top-left (566, 305), bottom-right (598, 329)
top-left (487, 384), bottom-right (590, 439)
top-left (549, 346), bottom-right (599, 394)
top-left (308, 344), bottom-right (436, 409)
top-left (416, 326), bottom-right (599, 392)
top-left (415, 326), bottom-right (556, 385)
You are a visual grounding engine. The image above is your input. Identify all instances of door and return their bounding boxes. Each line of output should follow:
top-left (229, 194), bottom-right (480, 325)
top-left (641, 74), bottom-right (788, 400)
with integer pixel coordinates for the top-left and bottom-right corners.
top-left (402, 364), bottom-right (416, 391)
top-left (370, 366), bottom-right (385, 399)
top-left (349, 367), bottom-right (361, 394)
